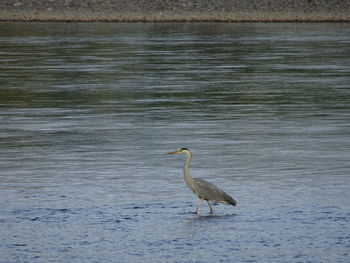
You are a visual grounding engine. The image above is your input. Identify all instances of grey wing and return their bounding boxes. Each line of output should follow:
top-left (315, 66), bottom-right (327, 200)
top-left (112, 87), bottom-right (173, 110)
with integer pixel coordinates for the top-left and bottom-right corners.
top-left (193, 178), bottom-right (236, 206)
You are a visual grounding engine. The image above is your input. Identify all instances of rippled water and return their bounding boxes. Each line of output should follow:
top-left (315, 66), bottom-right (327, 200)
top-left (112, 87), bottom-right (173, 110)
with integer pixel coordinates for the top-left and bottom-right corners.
top-left (0, 22), bottom-right (350, 262)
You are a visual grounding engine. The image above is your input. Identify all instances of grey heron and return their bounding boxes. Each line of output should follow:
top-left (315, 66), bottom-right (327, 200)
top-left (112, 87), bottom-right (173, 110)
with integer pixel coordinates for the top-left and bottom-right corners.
top-left (166, 148), bottom-right (236, 214)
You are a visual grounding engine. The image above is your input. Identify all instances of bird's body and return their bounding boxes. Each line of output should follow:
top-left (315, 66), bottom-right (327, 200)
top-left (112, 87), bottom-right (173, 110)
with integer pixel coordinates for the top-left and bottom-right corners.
top-left (166, 148), bottom-right (236, 214)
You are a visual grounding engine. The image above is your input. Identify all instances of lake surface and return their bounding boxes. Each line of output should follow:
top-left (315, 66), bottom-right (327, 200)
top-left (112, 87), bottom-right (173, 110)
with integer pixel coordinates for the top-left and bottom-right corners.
top-left (0, 22), bottom-right (349, 263)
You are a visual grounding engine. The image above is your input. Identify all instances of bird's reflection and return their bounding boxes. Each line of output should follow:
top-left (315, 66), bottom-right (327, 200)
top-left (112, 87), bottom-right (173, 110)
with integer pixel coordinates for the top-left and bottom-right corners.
top-left (181, 212), bottom-right (237, 239)
top-left (188, 212), bottom-right (237, 220)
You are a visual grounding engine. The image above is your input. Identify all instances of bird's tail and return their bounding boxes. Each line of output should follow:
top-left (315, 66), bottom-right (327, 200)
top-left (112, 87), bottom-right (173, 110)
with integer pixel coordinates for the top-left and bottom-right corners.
top-left (225, 194), bottom-right (237, 206)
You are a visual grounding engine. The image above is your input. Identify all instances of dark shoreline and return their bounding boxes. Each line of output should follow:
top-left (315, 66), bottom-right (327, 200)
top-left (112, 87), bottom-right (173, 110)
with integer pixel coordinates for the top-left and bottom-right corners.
top-left (1, 0), bottom-right (350, 22)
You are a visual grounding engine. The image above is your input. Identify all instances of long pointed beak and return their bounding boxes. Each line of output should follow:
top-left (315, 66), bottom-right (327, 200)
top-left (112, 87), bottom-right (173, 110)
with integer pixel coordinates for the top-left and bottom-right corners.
top-left (165, 150), bottom-right (179, 155)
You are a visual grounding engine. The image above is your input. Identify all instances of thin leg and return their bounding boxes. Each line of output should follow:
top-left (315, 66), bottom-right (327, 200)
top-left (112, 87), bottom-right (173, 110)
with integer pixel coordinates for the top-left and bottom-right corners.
top-left (195, 199), bottom-right (203, 214)
top-left (206, 200), bottom-right (213, 214)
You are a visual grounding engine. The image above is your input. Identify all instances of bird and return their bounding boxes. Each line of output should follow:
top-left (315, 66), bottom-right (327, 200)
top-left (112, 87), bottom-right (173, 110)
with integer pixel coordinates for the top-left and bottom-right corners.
top-left (166, 148), bottom-right (236, 214)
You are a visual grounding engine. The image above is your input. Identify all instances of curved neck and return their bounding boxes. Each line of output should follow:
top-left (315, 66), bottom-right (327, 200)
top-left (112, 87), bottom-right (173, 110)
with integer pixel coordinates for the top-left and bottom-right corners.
top-left (183, 150), bottom-right (194, 186)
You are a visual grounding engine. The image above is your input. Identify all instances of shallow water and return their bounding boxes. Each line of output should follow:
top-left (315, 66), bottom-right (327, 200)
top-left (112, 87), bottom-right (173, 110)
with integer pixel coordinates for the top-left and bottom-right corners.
top-left (0, 22), bottom-right (350, 262)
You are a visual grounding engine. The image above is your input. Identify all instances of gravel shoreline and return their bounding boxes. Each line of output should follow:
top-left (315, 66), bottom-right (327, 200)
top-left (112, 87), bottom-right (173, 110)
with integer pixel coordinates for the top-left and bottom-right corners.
top-left (1, 0), bottom-right (349, 22)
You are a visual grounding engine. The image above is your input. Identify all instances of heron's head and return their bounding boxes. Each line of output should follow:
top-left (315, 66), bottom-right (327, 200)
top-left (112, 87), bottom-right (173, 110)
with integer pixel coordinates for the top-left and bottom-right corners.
top-left (166, 148), bottom-right (191, 155)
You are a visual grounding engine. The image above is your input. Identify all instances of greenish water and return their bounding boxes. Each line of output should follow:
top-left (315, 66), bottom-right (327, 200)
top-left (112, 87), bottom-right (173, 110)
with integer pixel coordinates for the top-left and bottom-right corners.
top-left (0, 22), bottom-right (350, 263)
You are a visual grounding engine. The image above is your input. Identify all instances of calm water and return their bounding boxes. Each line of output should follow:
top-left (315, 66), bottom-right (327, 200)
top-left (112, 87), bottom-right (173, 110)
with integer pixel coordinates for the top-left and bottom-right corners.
top-left (0, 22), bottom-right (350, 262)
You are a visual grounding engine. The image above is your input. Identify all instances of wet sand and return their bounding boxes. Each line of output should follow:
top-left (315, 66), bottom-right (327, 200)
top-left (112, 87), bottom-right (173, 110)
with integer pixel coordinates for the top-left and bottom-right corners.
top-left (1, 0), bottom-right (349, 22)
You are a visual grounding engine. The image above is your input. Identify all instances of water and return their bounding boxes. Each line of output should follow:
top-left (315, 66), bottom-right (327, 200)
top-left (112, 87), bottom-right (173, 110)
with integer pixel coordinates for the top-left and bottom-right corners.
top-left (0, 22), bottom-right (350, 262)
